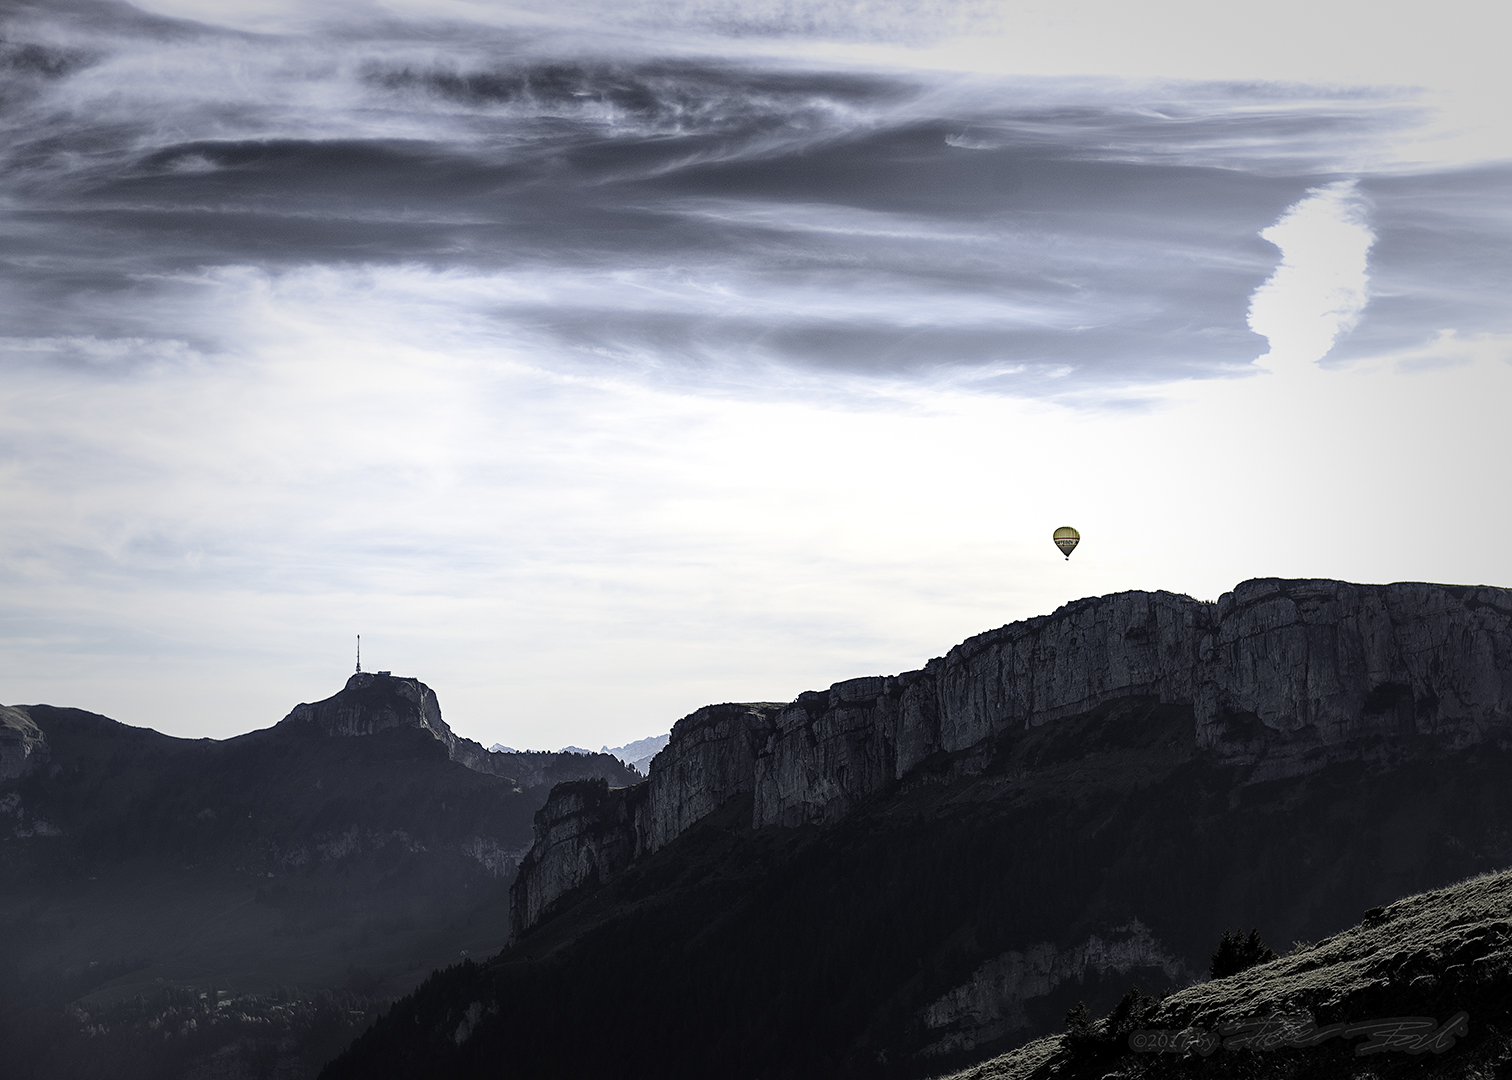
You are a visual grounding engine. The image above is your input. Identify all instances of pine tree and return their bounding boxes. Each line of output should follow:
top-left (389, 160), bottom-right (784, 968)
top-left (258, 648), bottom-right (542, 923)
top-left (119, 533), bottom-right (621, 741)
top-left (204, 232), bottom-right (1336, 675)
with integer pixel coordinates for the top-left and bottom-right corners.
top-left (1209, 927), bottom-right (1278, 979)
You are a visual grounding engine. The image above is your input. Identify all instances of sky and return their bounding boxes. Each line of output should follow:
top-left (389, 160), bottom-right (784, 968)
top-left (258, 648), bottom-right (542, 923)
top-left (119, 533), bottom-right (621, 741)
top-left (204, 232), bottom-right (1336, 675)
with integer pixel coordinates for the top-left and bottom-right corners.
top-left (1, 0), bottom-right (1509, 750)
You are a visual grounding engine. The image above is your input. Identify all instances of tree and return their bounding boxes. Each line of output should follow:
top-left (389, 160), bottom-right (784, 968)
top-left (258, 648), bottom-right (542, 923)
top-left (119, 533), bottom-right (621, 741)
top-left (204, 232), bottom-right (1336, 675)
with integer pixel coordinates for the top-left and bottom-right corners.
top-left (1061, 1000), bottom-right (1101, 1058)
top-left (1209, 928), bottom-right (1278, 979)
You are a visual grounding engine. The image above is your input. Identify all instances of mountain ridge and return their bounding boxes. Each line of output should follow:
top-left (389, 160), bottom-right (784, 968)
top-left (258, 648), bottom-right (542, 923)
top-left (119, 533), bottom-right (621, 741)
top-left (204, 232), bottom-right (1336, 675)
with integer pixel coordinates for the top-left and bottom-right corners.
top-left (0, 674), bottom-right (638, 1079)
top-left (509, 577), bottom-right (1512, 939)
top-left (276, 671), bottom-right (640, 789)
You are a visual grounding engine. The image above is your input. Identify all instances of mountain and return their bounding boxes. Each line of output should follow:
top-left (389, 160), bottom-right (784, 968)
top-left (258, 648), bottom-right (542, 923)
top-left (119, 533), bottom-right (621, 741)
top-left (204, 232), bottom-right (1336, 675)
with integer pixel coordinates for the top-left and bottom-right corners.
top-left (940, 866), bottom-right (1512, 1078)
top-left (603, 733), bottom-right (671, 775)
top-left (485, 735), bottom-right (670, 775)
top-left (0, 673), bottom-right (637, 1080)
top-left (319, 578), bottom-right (1512, 1080)
top-left (282, 672), bottom-right (639, 791)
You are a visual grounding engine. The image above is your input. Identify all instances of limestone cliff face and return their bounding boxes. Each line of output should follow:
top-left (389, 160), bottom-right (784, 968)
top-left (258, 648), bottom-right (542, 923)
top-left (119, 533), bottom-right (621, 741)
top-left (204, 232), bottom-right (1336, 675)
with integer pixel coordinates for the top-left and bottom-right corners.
top-left (505, 704), bottom-right (780, 938)
top-left (761, 579), bottom-right (1512, 828)
top-left (754, 673), bottom-right (935, 828)
top-left (509, 779), bottom-right (642, 933)
top-left (0, 705), bottom-right (49, 781)
top-left (511, 579), bottom-right (1512, 937)
top-left (639, 703), bottom-right (782, 854)
top-left (1193, 579), bottom-right (1512, 748)
top-left (281, 673), bottom-right (452, 745)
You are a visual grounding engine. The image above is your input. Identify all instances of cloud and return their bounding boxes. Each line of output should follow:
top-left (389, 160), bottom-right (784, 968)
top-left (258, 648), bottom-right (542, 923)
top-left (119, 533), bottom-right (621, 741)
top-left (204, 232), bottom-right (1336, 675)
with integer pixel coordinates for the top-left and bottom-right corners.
top-left (1326, 163), bottom-right (1512, 366)
top-left (1247, 180), bottom-right (1374, 372)
top-left (1, 9), bottom-right (1394, 395)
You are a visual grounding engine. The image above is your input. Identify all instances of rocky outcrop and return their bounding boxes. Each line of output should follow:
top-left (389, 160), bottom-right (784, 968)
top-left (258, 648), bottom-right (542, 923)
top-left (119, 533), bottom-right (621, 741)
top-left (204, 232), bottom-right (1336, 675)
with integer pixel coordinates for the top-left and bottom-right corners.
top-left (1192, 579), bottom-right (1512, 748)
top-left (639, 702), bottom-right (782, 854)
top-left (281, 673), bottom-right (452, 743)
top-left (506, 704), bottom-right (781, 938)
top-left (756, 672), bottom-right (938, 828)
top-left (509, 778), bottom-right (644, 933)
top-left (921, 920), bottom-right (1198, 1057)
top-left (279, 673), bottom-right (638, 789)
top-left (0, 704), bottom-right (48, 781)
top-left (510, 579), bottom-right (1512, 938)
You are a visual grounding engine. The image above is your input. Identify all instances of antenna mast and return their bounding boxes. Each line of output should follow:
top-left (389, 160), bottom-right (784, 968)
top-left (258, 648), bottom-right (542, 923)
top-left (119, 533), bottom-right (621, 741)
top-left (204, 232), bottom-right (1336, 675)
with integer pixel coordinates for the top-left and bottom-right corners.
top-left (356, 634), bottom-right (361, 673)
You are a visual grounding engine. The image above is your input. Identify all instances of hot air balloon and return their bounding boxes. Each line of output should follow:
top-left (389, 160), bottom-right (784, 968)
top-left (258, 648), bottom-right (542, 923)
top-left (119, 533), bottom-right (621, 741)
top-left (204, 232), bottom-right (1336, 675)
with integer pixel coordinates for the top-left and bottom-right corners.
top-left (1053, 526), bottom-right (1080, 560)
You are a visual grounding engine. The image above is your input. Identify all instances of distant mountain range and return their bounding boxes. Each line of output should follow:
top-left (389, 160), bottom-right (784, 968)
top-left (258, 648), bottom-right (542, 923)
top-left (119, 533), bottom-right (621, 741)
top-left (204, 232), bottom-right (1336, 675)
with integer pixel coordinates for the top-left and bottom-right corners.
top-left (487, 734), bottom-right (670, 776)
top-left (0, 673), bottom-right (637, 1079)
top-left (601, 733), bottom-right (671, 774)
top-left (318, 578), bottom-right (1512, 1080)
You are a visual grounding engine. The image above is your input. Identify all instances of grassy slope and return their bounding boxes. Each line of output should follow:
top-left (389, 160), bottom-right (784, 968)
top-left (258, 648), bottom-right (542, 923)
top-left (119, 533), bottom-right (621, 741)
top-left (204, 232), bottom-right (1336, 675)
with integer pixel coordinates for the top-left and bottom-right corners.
top-left (942, 867), bottom-right (1512, 1079)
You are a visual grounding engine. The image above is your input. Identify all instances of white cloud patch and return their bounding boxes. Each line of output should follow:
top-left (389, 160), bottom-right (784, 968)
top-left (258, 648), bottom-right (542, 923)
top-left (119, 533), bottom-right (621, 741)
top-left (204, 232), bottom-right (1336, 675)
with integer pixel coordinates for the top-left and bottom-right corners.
top-left (1247, 180), bottom-right (1374, 372)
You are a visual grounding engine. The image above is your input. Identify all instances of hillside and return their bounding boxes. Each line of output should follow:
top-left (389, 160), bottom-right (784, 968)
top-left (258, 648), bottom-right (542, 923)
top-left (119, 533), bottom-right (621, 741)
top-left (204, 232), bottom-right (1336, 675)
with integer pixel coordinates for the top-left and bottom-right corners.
top-left (319, 578), bottom-right (1512, 1080)
top-left (0, 674), bottom-right (637, 1079)
top-left (941, 866), bottom-right (1512, 1078)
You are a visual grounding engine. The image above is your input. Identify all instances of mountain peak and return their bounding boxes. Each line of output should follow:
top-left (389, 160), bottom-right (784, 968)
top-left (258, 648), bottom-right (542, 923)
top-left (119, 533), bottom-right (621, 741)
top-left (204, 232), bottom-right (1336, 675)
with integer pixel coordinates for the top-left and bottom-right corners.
top-left (278, 672), bottom-right (455, 749)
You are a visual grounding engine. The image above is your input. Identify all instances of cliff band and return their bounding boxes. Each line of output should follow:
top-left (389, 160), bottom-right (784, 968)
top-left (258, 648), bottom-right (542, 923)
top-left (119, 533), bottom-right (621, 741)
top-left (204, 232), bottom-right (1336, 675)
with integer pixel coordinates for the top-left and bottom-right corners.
top-left (511, 578), bottom-right (1512, 936)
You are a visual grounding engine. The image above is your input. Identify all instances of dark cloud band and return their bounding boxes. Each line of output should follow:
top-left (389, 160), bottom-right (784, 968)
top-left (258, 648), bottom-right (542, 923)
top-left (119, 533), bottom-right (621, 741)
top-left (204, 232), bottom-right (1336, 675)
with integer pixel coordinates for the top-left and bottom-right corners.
top-left (0, 0), bottom-right (1501, 393)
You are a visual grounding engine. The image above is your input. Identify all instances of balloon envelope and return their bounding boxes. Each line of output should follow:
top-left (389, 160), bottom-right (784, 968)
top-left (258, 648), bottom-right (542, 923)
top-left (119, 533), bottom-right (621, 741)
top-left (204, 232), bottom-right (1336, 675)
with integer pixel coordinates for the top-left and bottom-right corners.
top-left (1053, 526), bottom-right (1080, 559)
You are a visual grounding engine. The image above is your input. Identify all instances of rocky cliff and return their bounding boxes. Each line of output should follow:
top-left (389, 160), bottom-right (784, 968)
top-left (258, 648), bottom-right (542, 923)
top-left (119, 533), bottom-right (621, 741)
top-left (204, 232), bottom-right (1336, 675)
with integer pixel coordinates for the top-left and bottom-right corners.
top-left (507, 703), bottom-right (782, 933)
top-left (0, 704), bottom-right (48, 781)
top-left (282, 673), bottom-right (452, 742)
top-left (509, 778), bottom-right (641, 933)
top-left (280, 673), bottom-right (638, 790)
top-left (920, 920), bottom-right (1196, 1058)
top-left (511, 578), bottom-right (1512, 937)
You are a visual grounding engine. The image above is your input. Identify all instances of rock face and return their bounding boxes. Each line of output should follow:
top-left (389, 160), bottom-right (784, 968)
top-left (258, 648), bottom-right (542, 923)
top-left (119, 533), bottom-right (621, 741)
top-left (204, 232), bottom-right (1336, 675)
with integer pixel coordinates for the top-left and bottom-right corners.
top-left (511, 579), bottom-right (1512, 937)
top-left (282, 672), bottom-right (451, 742)
top-left (0, 705), bottom-right (48, 781)
top-left (508, 704), bottom-right (781, 934)
top-left (920, 921), bottom-right (1197, 1058)
top-left (509, 778), bottom-right (641, 933)
top-left (279, 673), bottom-right (638, 790)
top-left (603, 734), bottom-right (670, 775)
top-left (1192, 579), bottom-right (1512, 747)
top-left (639, 703), bottom-right (783, 854)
